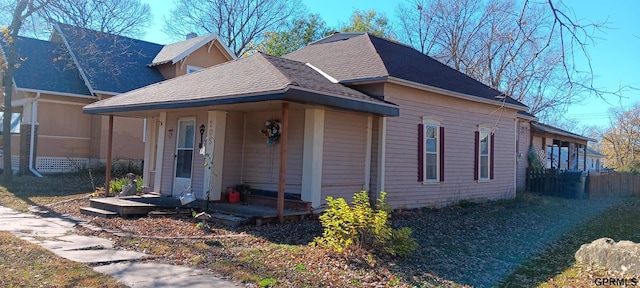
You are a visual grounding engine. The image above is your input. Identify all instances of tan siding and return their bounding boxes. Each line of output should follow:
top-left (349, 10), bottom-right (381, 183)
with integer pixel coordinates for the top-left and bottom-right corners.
top-left (516, 120), bottom-right (531, 191)
top-left (176, 43), bottom-right (232, 77)
top-left (37, 101), bottom-right (92, 157)
top-left (382, 83), bottom-right (518, 208)
top-left (321, 110), bottom-right (368, 202)
top-left (242, 109), bottom-right (304, 194)
top-left (222, 111), bottom-right (244, 190)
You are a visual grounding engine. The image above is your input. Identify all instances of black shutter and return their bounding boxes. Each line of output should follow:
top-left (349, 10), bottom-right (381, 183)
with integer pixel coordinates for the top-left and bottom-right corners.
top-left (474, 131), bottom-right (479, 181)
top-left (439, 127), bottom-right (445, 182)
top-left (418, 124), bottom-right (424, 182)
top-left (490, 133), bottom-right (495, 180)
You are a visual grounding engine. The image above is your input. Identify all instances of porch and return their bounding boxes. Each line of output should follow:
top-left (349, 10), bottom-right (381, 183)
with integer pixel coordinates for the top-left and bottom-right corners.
top-left (80, 194), bottom-right (313, 226)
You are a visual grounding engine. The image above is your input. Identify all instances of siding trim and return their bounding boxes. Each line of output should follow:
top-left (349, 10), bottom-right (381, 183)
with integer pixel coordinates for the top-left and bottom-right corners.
top-left (474, 130), bottom-right (479, 181)
top-left (440, 126), bottom-right (445, 182)
top-left (490, 133), bottom-right (495, 180)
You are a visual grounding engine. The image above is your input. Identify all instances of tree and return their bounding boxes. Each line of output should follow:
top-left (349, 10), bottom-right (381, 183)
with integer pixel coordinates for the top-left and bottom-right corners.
top-left (600, 104), bottom-right (640, 171)
top-left (395, 0), bottom-right (614, 122)
top-left (340, 9), bottom-right (393, 39)
top-left (260, 14), bottom-right (331, 56)
top-left (163, 0), bottom-right (302, 56)
top-left (1, 0), bottom-right (54, 182)
top-left (39, 0), bottom-right (152, 38)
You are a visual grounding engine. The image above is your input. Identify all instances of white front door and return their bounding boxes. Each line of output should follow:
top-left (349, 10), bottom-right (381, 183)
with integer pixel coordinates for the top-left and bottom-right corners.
top-left (172, 118), bottom-right (195, 197)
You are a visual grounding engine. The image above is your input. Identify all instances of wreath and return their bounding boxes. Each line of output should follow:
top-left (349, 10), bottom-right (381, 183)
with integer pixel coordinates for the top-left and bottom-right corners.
top-left (259, 119), bottom-right (281, 147)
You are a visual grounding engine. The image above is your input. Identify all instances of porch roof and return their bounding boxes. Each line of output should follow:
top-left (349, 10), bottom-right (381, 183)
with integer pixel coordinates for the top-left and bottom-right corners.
top-left (531, 122), bottom-right (594, 144)
top-left (83, 52), bottom-right (399, 116)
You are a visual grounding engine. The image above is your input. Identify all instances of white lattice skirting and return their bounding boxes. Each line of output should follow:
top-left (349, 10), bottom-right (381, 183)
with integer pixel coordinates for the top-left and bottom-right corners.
top-left (36, 157), bottom-right (89, 173)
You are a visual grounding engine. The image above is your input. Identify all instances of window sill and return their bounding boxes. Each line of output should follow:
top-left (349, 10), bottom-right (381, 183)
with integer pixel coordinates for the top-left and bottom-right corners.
top-left (422, 181), bottom-right (440, 185)
top-left (477, 179), bottom-right (491, 183)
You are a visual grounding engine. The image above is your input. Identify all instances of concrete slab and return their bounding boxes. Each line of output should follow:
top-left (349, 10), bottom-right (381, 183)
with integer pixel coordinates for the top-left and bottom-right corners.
top-left (51, 249), bottom-right (149, 263)
top-left (94, 263), bottom-right (239, 288)
top-left (39, 235), bottom-right (114, 251)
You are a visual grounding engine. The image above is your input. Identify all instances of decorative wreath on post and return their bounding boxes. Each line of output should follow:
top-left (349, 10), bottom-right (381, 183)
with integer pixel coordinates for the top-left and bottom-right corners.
top-left (259, 119), bottom-right (281, 147)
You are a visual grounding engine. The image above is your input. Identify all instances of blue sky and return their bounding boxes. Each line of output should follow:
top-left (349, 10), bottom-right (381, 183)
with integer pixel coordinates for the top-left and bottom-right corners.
top-left (141, 0), bottom-right (640, 129)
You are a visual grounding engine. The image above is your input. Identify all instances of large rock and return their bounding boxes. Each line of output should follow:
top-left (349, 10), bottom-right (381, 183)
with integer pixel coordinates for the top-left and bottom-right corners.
top-left (575, 238), bottom-right (640, 275)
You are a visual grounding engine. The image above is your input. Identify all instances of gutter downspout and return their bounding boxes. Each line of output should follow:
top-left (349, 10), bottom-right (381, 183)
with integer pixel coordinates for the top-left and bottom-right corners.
top-left (29, 92), bottom-right (42, 177)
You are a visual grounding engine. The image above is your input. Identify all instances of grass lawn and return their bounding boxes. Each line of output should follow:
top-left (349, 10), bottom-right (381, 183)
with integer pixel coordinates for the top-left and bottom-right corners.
top-left (0, 172), bottom-right (100, 212)
top-left (0, 231), bottom-right (126, 288)
top-left (500, 196), bottom-right (640, 287)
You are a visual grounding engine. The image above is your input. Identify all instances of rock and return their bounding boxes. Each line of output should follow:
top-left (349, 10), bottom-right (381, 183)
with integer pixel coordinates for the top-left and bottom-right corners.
top-left (575, 238), bottom-right (640, 275)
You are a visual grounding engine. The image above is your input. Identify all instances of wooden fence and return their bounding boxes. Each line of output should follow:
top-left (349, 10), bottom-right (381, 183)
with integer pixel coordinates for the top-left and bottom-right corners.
top-left (527, 168), bottom-right (640, 199)
top-left (587, 172), bottom-right (640, 198)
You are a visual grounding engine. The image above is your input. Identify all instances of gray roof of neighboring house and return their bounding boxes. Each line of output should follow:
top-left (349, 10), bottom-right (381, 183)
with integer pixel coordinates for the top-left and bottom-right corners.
top-left (84, 52), bottom-right (398, 116)
top-left (2, 36), bottom-right (91, 96)
top-left (56, 23), bottom-right (165, 94)
top-left (581, 147), bottom-right (605, 157)
top-left (531, 122), bottom-right (594, 142)
top-left (284, 33), bottom-right (528, 108)
top-left (150, 33), bottom-right (236, 66)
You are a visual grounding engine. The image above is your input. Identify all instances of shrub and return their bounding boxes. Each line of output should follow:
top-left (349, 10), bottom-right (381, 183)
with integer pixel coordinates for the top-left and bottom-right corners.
top-left (109, 176), bottom-right (143, 193)
top-left (313, 191), bottom-right (418, 257)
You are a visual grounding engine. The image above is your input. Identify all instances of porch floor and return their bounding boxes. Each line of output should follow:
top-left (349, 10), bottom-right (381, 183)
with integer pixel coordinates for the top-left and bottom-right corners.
top-left (83, 195), bottom-right (312, 225)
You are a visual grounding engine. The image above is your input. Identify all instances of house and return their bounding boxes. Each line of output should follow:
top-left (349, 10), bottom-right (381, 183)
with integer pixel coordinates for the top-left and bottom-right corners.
top-left (579, 148), bottom-right (605, 172)
top-left (0, 24), bottom-right (235, 174)
top-left (84, 32), bottom-right (533, 210)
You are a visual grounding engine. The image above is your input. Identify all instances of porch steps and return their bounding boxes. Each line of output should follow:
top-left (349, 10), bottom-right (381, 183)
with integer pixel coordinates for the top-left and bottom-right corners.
top-left (247, 195), bottom-right (311, 212)
top-left (89, 198), bottom-right (156, 217)
top-left (79, 207), bottom-right (119, 218)
top-left (209, 213), bottom-right (249, 227)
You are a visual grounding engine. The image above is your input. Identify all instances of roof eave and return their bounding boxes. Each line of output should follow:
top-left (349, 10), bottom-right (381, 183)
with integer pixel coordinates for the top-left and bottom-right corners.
top-left (386, 76), bottom-right (528, 111)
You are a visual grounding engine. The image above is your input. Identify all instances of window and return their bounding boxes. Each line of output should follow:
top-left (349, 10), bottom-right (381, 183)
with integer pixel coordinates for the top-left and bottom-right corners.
top-left (418, 118), bottom-right (444, 183)
top-left (186, 65), bottom-right (202, 74)
top-left (475, 127), bottom-right (494, 181)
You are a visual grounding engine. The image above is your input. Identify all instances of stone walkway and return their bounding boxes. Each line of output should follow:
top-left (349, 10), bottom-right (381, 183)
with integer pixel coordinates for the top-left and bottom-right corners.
top-left (0, 205), bottom-right (239, 288)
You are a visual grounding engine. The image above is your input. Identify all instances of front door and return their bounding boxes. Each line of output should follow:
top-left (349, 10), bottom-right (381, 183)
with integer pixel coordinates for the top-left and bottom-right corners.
top-left (172, 118), bottom-right (195, 197)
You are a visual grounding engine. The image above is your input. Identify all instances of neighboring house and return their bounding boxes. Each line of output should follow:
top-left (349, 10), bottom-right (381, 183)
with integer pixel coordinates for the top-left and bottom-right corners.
top-left (578, 148), bottom-right (605, 172)
top-left (0, 24), bottom-right (235, 174)
top-left (84, 32), bottom-right (532, 209)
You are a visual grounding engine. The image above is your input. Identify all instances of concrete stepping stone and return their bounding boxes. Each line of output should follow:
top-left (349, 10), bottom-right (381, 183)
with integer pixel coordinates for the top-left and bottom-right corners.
top-left (39, 235), bottom-right (114, 251)
top-left (94, 262), bottom-right (238, 288)
top-left (51, 249), bottom-right (149, 263)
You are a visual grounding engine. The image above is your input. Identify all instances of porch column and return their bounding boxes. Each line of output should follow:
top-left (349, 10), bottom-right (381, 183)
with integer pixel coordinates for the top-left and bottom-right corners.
top-left (277, 102), bottom-right (290, 223)
top-left (142, 117), bottom-right (155, 187)
top-left (154, 112), bottom-right (167, 195)
top-left (582, 144), bottom-right (587, 170)
top-left (302, 108), bottom-right (324, 208)
top-left (203, 110), bottom-right (227, 201)
top-left (364, 115), bottom-right (373, 192)
top-left (105, 115), bottom-right (113, 196)
top-left (376, 116), bottom-right (387, 197)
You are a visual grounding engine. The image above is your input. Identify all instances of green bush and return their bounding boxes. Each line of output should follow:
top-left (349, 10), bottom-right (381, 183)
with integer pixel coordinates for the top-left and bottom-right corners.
top-left (313, 191), bottom-right (418, 257)
top-left (109, 176), bottom-right (143, 193)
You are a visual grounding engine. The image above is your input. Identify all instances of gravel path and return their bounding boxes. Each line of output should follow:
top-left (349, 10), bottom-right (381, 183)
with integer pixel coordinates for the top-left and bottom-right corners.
top-left (392, 195), bottom-right (626, 287)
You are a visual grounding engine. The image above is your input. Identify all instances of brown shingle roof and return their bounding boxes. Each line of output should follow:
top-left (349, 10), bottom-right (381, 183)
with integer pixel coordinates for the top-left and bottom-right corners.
top-left (84, 52), bottom-right (398, 116)
top-left (284, 33), bottom-right (527, 108)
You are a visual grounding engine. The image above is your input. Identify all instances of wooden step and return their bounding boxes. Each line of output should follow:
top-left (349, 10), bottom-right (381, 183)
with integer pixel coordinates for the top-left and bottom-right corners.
top-left (247, 195), bottom-right (311, 212)
top-left (209, 213), bottom-right (249, 227)
top-left (90, 198), bottom-right (156, 216)
top-left (80, 207), bottom-right (119, 218)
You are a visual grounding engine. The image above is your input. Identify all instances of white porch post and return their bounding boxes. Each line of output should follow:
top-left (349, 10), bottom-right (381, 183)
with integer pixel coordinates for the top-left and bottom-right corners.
top-left (142, 117), bottom-right (154, 187)
top-left (204, 110), bottom-right (227, 200)
top-left (302, 108), bottom-right (325, 208)
top-left (376, 116), bottom-right (387, 197)
top-left (154, 112), bottom-right (167, 195)
top-left (364, 115), bottom-right (372, 192)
